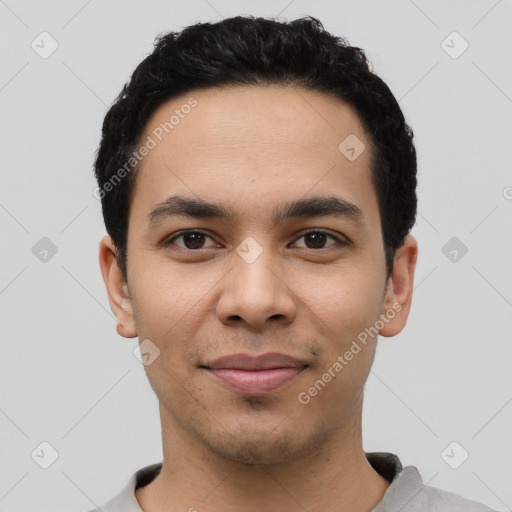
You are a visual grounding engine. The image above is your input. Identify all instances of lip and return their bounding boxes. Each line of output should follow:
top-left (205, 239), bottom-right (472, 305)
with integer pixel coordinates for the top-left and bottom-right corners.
top-left (201, 352), bottom-right (308, 396)
top-left (204, 352), bottom-right (307, 370)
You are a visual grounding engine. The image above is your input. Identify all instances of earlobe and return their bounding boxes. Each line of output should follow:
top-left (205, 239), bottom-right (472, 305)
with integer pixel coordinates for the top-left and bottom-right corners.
top-left (379, 235), bottom-right (418, 338)
top-left (98, 235), bottom-right (138, 338)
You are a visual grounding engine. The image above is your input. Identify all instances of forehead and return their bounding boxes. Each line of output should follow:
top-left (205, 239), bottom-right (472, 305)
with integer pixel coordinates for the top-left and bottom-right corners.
top-left (131, 84), bottom-right (377, 223)
top-left (141, 84), bottom-right (369, 158)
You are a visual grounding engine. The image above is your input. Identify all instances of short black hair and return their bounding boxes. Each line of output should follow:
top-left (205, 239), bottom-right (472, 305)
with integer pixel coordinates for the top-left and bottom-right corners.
top-left (94, 15), bottom-right (417, 282)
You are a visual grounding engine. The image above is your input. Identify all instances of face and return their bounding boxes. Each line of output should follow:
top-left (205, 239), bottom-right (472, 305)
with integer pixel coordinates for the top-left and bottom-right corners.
top-left (100, 84), bottom-right (417, 464)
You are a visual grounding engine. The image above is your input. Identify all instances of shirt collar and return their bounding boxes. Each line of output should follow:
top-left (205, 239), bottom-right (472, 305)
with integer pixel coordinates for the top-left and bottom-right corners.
top-left (99, 452), bottom-right (424, 512)
top-left (366, 452), bottom-right (425, 512)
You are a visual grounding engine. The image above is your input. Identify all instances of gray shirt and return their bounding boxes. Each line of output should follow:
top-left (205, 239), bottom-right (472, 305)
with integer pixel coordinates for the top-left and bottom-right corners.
top-left (87, 452), bottom-right (496, 511)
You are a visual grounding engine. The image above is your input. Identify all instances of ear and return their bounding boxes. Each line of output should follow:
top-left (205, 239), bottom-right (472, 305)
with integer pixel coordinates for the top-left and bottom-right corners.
top-left (98, 235), bottom-right (137, 338)
top-left (379, 235), bottom-right (418, 337)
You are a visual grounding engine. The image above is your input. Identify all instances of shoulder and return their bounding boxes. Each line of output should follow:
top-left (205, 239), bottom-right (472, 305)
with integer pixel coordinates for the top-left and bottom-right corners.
top-left (83, 463), bottom-right (162, 512)
top-left (392, 466), bottom-right (497, 512)
top-left (366, 454), bottom-right (497, 512)
top-left (411, 483), bottom-right (497, 511)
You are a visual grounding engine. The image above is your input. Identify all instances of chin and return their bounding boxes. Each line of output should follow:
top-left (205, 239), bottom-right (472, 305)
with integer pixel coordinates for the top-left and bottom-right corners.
top-left (198, 419), bottom-right (324, 465)
top-left (207, 435), bottom-right (305, 464)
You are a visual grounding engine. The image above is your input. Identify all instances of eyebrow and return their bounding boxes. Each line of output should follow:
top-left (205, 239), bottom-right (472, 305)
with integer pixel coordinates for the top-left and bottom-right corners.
top-left (147, 194), bottom-right (363, 227)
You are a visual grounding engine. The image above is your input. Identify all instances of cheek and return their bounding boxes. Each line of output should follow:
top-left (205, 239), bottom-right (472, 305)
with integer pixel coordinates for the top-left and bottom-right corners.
top-left (130, 260), bottom-right (214, 330)
top-left (295, 265), bottom-right (383, 341)
top-left (296, 279), bottom-right (380, 414)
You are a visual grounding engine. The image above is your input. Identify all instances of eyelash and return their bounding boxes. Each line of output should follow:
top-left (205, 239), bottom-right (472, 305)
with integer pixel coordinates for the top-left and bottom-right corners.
top-left (164, 229), bottom-right (347, 251)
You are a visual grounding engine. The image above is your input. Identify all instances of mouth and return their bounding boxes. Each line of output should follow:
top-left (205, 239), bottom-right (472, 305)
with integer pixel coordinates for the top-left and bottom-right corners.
top-left (200, 352), bottom-right (309, 396)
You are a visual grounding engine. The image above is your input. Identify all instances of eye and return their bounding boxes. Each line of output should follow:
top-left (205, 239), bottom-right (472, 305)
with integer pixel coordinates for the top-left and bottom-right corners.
top-left (291, 229), bottom-right (346, 250)
top-left (164, 229), bottom-right (347, 251)
top-left (165, 230), bottom-right (220, 250)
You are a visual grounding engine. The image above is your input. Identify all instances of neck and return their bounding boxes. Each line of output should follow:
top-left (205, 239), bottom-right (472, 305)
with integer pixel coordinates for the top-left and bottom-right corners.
top-left (136, 393), bottom-right (390, 512)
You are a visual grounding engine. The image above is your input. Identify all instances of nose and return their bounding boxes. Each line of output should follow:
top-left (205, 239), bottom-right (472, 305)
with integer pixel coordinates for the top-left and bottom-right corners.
top-left (215, 244), bottom-right (297, 329)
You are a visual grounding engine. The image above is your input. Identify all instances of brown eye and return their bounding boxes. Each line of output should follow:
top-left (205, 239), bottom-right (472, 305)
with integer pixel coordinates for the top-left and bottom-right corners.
top-left (292, 230), bottom-right (345, 249)
top-left (166, 231), bottom-right (218, 250)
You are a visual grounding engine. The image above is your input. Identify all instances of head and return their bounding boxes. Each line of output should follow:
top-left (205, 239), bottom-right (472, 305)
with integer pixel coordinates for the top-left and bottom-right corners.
top-left (97, 16), bottom-right (418, 464)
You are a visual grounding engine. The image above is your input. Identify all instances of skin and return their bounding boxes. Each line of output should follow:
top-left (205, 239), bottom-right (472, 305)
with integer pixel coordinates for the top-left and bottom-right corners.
top-left (99, 84), bottom-right (418, 512)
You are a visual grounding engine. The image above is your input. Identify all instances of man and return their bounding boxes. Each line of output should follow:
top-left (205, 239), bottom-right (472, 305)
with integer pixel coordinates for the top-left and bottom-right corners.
top-left (91, 15), bottom-right (495, 512)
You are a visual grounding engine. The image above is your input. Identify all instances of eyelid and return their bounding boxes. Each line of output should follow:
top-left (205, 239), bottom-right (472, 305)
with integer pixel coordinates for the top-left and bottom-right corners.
top-left (164, 228), bottom-right (348, 250)
top-left (164, 229), bottom-right (220, 249)
top-left (292, 228), bottom-right (348, 248)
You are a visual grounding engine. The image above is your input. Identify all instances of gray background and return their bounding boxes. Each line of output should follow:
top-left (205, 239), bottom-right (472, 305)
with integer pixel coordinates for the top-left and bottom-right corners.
top-left (0, 0), bottom-right (511, 511)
